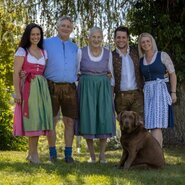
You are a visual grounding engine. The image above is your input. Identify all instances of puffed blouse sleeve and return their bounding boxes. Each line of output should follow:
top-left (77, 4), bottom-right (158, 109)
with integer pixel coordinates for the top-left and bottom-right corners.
top-left (15, 47), bottom-right (26, 57)
top-left (161, 51), bottom-right (175, 73)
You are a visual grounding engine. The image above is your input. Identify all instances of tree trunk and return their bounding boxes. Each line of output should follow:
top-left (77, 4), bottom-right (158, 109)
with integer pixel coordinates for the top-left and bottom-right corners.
top-left (163, 81), bottom-right (185, 145)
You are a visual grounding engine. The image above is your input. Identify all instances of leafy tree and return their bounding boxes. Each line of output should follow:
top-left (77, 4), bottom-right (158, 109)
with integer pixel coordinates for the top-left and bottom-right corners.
top-left (127, 0), bottom-right (185, 82)
top-left (26, 0), bottom-right (136, 46)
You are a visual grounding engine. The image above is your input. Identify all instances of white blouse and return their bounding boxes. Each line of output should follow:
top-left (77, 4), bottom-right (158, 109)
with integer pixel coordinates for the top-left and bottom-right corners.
top-left (143, 51), bottom-right (175, 74)
top-left (15, 47), bottom-right (48, 65)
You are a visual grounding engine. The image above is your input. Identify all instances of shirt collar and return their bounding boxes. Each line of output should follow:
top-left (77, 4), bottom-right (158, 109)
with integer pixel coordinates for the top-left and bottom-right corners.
top-left (56, 35), bottom-right (70, 43)
top-left (116, 47), bottom-right (130, 57)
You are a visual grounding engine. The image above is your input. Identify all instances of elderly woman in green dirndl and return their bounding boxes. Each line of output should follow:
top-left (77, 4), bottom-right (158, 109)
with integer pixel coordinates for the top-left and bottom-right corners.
top-left (77, 27), bottom-right (116, 163)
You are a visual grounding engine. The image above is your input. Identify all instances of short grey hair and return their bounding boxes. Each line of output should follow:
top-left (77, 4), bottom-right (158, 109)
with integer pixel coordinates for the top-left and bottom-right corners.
top-left (88, 26), bottom-right (103, 37)
top-left (56, 16), bottom-right (73, 28)
top-left (138, 32), bottom-right (158, 58)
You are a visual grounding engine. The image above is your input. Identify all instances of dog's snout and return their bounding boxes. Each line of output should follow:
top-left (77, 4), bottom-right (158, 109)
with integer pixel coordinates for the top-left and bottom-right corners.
top-left (125, 121), bottom-right (129, 125)
top-left (123, 120), bottom-right (129, 128)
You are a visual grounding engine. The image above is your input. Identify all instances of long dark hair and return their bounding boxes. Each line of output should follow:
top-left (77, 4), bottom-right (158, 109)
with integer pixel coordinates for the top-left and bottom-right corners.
top-left (18, 23), bottom-right (44, 50)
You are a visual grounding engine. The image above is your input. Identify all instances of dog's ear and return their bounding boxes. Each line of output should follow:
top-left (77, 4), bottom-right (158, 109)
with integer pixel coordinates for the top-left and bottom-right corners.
top-left (133, 111), bottom-right (140, 126)
top-left (117, 111), bottom-right (124, 122)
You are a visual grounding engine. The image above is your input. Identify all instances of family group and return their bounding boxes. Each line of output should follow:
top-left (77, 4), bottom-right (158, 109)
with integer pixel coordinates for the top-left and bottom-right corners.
top-left (13, 16), bottom-right (177, 164)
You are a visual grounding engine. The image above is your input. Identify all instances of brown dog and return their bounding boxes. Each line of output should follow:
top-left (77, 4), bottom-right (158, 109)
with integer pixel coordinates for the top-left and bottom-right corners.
top-left (117, 111), bottom-right (165, 170)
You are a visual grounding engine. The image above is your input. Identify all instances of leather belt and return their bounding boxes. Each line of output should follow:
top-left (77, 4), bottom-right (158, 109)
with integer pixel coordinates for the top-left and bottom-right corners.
top-left (47, 80), bottom-right (73, 86)
top-left (119, 89), bottom-right (139, 94)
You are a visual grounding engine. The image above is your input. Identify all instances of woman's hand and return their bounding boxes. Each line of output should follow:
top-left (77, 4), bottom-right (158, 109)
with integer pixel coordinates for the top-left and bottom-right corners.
top-left (13, 93), bottom-right (22, 104)
top-left (169, 72), bottom-right (177, 104)
top-left (13, 55), bottom-right (24, 105)
top-left (171, 92), bottom-right (177, 104)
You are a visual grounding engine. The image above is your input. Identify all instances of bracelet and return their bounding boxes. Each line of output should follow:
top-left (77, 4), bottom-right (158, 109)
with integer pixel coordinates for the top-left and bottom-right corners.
top-left (171, 91), bottom-right (176, 93)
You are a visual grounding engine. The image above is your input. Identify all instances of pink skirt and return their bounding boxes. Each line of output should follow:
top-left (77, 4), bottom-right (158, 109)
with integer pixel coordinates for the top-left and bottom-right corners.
top-left (13, 103), bottom-right (51, 137)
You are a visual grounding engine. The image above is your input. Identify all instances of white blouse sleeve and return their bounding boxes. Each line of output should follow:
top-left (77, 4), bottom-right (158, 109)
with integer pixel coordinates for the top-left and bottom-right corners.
top-left (161, 51), bottom-right (175, 73)
top-left (108, 52), bottom-right (115, 86)
top-left (15, 47), bottom-right (26, 57)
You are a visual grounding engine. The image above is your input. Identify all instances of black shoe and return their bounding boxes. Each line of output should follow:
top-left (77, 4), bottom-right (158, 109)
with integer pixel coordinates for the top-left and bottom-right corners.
top-left (50, 156), bottom-right (57, 163)
top-left (65, 157), bottom-right (74, 163)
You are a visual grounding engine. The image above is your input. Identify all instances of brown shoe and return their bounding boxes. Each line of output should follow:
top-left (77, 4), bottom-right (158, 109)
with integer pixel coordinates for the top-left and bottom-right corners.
top-left (65, 157), bottom-right (74, 163)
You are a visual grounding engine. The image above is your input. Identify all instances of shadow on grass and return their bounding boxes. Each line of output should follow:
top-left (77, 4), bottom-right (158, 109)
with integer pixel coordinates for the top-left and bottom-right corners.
top-left (0, 159), bottom-right (185, 185)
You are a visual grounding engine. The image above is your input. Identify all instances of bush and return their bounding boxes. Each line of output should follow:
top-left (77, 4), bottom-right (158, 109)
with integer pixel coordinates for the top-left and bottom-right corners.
top-left (0, 84), bottom-right (27, 151)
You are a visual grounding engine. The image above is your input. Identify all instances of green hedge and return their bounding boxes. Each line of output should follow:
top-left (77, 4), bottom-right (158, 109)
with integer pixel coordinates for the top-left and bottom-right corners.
top-left (0, 85), bottom-right (27, 151)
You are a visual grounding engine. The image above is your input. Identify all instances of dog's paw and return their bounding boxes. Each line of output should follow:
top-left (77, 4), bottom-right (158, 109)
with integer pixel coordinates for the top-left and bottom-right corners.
top-left (123, 163), bottom-right (131, 170)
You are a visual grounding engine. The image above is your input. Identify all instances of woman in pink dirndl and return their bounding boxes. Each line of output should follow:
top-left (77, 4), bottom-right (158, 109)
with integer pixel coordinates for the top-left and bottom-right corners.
top-left (13, 23), bottom-right (53, 164)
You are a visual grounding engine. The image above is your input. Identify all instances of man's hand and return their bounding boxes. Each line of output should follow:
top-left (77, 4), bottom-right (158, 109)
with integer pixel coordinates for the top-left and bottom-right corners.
top-left (19, 70), bottom-right (26, 79)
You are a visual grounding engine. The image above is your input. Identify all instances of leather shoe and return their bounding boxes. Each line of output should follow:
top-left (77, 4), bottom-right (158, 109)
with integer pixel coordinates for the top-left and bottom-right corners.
top-left (50, 157), bottom-right (57, 163)
top-left (65, 157), bottom-right (74, 163)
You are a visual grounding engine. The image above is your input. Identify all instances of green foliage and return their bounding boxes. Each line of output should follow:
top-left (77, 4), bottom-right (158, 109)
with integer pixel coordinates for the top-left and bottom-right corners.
top-left (26, 0), bottom-right (136, 47)
top-left (0, 79), bottom-right (27, 150)
top-left (0, 108), bottom-right (27, 151)
top-left (127, 0), bottom-right (185, 83)
top-left (0, 3), bottom-right (27, 151)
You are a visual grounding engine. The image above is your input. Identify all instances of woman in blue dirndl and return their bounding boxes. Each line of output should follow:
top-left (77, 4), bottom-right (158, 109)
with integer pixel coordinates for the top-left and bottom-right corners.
top-left (138, 33), bottom-right (177, 147)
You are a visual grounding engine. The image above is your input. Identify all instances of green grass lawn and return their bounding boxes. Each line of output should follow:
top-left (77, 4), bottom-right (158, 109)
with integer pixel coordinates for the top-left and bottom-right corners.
top-left (0, 123), bottom-right (185, 185)
top-left (0, 146), bottom-right (185, 185)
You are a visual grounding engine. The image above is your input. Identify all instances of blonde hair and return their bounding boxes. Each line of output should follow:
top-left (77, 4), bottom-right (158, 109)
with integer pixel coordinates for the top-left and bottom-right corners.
top-left (88, 26), bottom-right (103, 37)
top-left (138, 32), bottom-right (158, 58)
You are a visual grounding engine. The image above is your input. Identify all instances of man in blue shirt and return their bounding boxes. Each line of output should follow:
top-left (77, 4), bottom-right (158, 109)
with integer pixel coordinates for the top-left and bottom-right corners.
top-left (44, 16), bottom-right (78, 163)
